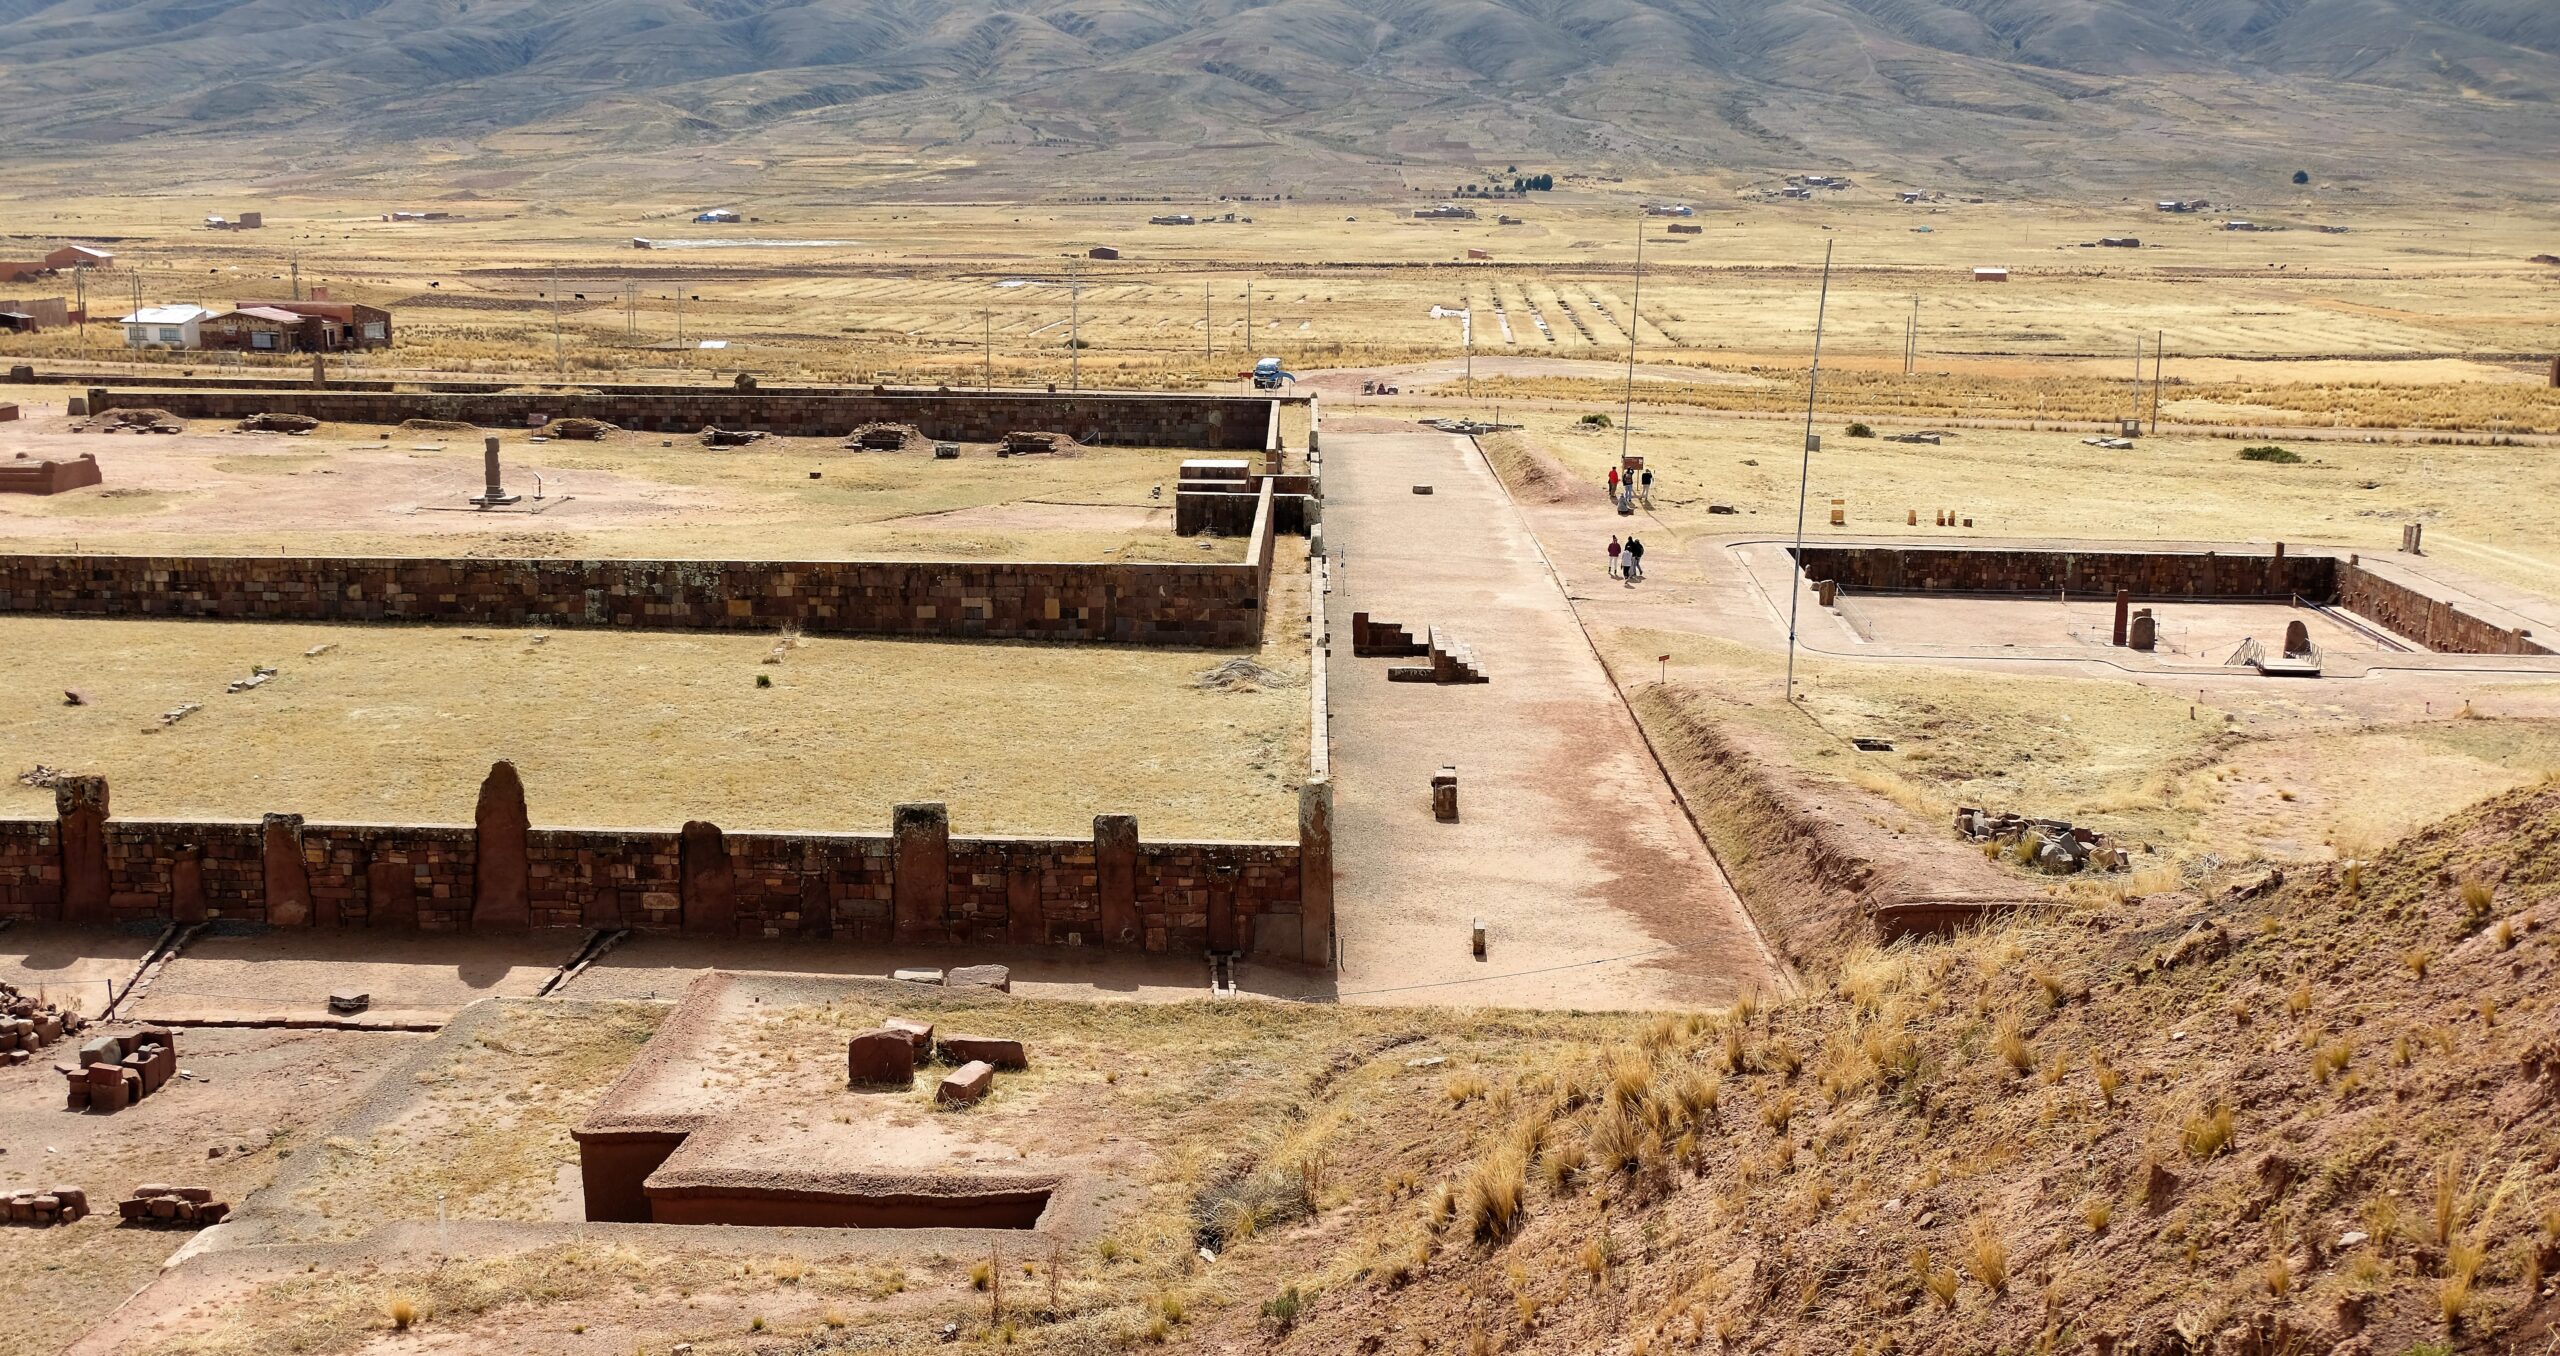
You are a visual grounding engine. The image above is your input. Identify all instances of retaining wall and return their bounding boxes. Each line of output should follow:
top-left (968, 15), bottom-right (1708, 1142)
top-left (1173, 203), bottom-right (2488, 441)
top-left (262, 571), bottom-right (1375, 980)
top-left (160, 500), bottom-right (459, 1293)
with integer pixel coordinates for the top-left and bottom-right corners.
top-left (4, 770), bottom-right (1313, 959)
top-left (88, 387), bottom-right (1279, 447)
top-left (2336, 563), bottom-right (2553, 656)
top-left (0, 552), bottom-right (1267, 647)
top-left (1792, 545), bottom-right (2334, 599)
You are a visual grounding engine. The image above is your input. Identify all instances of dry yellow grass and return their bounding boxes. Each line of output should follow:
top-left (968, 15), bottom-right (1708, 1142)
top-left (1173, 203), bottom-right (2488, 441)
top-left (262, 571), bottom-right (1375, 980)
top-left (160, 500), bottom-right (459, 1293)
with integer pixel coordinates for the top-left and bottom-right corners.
top-left (0, 615), bottom-right (1306, 836)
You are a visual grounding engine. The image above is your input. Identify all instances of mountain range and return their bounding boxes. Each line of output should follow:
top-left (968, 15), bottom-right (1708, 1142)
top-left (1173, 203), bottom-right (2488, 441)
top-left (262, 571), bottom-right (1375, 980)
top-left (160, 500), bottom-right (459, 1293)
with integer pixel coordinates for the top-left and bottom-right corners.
top-left (2, 0), bottom-right (2554, 195)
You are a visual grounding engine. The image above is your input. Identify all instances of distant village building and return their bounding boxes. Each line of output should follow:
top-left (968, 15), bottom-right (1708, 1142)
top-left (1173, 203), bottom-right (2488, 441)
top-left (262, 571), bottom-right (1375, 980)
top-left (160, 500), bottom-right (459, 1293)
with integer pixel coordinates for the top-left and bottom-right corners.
top-left (2223, 220), bottom-right (2259, 232)
top-left (1414, 203), bottom-right (1477, 220)
top-left (694, 209), bottom-right (741, 224)
top-left (0, 261), bottom-right (49, 285)
top-left (1667, 223), bottom-right (1703, 235)
top-left (2098, 237), bottom-right (2140, 248)
top-left (44, 245), bottom-right (111, 270)
top-left (2156, 200), bottom-right (2209, 213)
top-left (1465, 248), bottom-right (1492, 260)
top-left (227, 299), bottom-right (393, 349)
top-left (1972, 267), bottom-right (2010, 283)
top-left (1643, 203), bottom-right (1694, 217)
top-left (1148, 213), bottom-right (1197, 226)
top-left (0, 298), bottom-right (72, 332)
top-left (1496, 215), bottom-right (1522, 225)
top-left (120, 304), bottom-right (214, 348)
top-left (204, 212), bottom-right (264, 231)
top-left (201, 305), bottom-right (306, 352)
top-left (1087, 245), bottom-right (1120, 260)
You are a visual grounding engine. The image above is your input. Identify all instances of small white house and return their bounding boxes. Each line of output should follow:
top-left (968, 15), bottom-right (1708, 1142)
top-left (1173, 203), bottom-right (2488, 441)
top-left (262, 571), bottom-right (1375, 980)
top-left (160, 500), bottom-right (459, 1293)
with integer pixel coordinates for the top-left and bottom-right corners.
top-left (119, 304), bottom-right (213, 349)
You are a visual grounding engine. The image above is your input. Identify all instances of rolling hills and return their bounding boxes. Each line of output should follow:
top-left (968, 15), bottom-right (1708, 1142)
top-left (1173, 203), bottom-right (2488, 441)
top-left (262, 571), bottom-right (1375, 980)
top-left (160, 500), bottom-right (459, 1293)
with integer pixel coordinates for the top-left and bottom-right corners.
top-left (0, 0), bottom-right (2555, 195)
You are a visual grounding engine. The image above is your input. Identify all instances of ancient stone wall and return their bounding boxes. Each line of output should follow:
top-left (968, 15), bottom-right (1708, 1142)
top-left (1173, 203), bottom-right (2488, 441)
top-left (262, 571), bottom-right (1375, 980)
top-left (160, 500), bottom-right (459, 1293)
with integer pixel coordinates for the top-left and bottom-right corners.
top-left (0, 818), bottom-right (59, 918)
top-left (0, 553), bottom-right (1267, 648)
top-left (88, 387), bottom-right (1279, 448)
top-left (2336, 563), bottom-right (2553, 656)
top-left (0, 770), bottom-right (1313, 958)
top-left (1792, 545), bottom-right (2335, 599)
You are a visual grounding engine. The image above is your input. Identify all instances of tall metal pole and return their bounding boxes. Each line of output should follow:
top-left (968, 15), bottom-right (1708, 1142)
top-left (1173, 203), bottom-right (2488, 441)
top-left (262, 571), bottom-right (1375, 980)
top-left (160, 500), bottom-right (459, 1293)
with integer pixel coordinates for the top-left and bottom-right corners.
top-left (1618, 217), bottom-right (1644, 467)
top-left (1784, 240), bottom-right (1838, 705)
top-left (74, 268), bottom-right (86, 366)
top-left (2129, 333), bottom-right (2143, 429)
top-left (2151, 330), bottom-right (2166, 433)
top-left (1204, 279), bottom-right (1212, 360)
top-left (1245, 276), bottom-right (1253, 341)
top-left (551, 264), bottom-right (564, 379)
top-left (984, 309), bottom-right (993, 392)
top-left (1069, 257), bottom-right (1080, 392)
top-left (291, 255), bottom-right (301, 303)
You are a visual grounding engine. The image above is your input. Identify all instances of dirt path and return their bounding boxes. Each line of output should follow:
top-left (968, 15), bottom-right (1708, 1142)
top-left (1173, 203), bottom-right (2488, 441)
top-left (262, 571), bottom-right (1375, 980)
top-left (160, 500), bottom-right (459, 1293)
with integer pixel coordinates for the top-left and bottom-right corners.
top-left (1319, 424), bottom-right (1784, 1010)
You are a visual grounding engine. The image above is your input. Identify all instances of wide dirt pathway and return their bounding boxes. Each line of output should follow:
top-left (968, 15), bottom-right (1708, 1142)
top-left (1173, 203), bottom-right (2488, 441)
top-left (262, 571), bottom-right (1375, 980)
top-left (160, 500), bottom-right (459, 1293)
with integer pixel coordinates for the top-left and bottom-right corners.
top-left (1320, 421), bottom-right (1784, 1009)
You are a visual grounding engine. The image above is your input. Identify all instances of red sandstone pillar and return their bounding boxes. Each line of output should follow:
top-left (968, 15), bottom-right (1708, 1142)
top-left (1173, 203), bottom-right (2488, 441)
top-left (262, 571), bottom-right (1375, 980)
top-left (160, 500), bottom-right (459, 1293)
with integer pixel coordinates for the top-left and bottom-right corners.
top-left (679, 821), bottom-right (737, 937)
top-left (1297, 780), bottom-right (1335, 968)
top-left (892, 803), bottom-right (950, 942)
top-left (55, 776), bottom-right (109, 926)
top-left (262, 815), bottom-right (312, 927)
top-left (471, 762), bottom-right (531, 931)
top-left (1094, 814), bottom-right (1139, 948)
top-left (2112, 589), bottom-right (2131, 647)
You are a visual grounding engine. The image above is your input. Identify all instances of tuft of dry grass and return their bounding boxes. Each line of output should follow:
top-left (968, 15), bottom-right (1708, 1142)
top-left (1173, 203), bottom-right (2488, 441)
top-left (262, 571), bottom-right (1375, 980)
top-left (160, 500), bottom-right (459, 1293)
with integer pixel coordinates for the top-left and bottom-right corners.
top-left (1461, 1147), bottom-right (1528, 1243)
top-left (2082, 1198), bottom-right (2112, 1233)
top-left (2090, 1052), bottom-right (2123, 1109)
top-left (2181, 1100), bottom-right (2236, 1159)
top-left (1445, 1071), bottom-right (1489, 1106)
top-left (2311, 1038), bottom-right (2355, 1085)
top-left (1963, 1221), bottom-right (2010, 1294)
top-left (1911, 1249), bottom-right (1960, 1310)
top-left (2405, 948), bottom-right (2434, 979)
top-left (385, 1297), bottom-right (418, 1332)
top-left (1994, 1020), bottom-right (2034, 1077)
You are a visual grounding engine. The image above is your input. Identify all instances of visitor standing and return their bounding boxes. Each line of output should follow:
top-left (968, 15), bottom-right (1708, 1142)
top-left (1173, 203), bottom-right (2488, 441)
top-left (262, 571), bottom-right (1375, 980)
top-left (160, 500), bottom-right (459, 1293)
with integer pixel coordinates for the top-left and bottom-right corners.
top-left (1607, 535), bottom-right (1622, 579)
top-left (1607, 465), bottom-right (1620, 500)
top-left (1625, 536), bottom-right (1646, 581)
top-left (1640, 466), bottom-right (1655, 507)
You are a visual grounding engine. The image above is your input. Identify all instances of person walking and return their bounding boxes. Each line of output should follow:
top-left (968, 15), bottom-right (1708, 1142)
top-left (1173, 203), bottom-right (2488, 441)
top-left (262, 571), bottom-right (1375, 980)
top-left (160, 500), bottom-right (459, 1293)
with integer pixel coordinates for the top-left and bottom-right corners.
top-left (1607, 535), bottom-right (1622, 579)
top-left (1640, 466), bottom-right (1655, 508)
top-left (1624, 535), bottom-right (1646, 581)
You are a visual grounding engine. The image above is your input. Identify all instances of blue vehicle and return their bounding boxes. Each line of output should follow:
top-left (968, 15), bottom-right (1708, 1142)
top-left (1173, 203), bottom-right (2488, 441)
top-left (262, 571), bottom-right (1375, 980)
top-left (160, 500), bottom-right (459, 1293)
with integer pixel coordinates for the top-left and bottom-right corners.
top-left (1251, 357), bottom-right (1296, 390)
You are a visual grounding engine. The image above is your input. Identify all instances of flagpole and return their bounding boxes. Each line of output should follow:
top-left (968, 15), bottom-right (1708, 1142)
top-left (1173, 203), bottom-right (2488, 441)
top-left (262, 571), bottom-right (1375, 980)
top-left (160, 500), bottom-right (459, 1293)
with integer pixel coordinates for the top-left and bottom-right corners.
top-left (1784, 240), bottom-right (1837, 705)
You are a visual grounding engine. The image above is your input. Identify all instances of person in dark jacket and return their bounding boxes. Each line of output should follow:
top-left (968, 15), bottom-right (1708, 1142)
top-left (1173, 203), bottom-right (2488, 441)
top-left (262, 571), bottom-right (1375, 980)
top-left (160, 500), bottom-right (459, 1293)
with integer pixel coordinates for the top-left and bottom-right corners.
top-left (1623, 535), bottom-right (1646, 581)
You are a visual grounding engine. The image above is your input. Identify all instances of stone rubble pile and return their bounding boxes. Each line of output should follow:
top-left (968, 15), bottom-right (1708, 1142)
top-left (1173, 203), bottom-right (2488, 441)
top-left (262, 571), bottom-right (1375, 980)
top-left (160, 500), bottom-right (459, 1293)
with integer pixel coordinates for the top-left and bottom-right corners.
top-left (1, 982), bottom-right (87, 1066)
top-left (1954, 808), bottom-right (2131, 875)
top-left (60, 1028), bottom-right (179, 1112)
top-left (117, 1185), bottom-right (230, 1228)
top-left (1, 1186), bottom-right (88, 1226)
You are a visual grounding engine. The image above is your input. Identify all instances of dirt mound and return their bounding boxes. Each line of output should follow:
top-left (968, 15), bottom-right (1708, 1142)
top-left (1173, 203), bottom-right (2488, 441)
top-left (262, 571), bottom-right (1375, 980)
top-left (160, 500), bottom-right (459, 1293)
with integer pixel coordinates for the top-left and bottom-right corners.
top-left (1222, 781), bottom-right (2560, 1356)
top-left (101, 407), bottom-right (182, 432)
top-left (398, 417), bottom-right (478, 433)
top-left (1479, 429), bottom-right (1591, 505)
top-left (1193, 657), bottom-right (1297, 692)
top-left (1000, 430), bottom-right (1084, 457)
top-left (847, 421), bottom-right (922, 451)
top-left (237, 412), bottom-right (320, 433)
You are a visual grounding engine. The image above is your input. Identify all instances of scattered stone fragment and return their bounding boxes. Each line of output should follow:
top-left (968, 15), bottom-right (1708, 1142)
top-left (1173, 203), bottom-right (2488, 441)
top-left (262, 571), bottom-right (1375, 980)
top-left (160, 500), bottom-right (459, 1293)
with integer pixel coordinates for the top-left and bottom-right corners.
top-left (891, 968), bottom-right (945, 986)
top-left (937, 1060), bottom-right (995, 1106)
top-left (846, 1027), bottom-right (917, 1086)
top-left (946, 964), bottom-right (1012, 994)
top-left (938, 1034), bottom-right (1028, 1070)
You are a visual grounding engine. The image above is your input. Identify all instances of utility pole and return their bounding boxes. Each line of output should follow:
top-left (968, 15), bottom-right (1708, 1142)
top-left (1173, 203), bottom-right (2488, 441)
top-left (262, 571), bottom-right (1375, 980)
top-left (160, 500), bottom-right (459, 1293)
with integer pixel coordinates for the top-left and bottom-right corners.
top-left (984, 309), bottom-right (993, 392)
top-left (551, 264), bottom-right (564, 379)
top-left (675, 283), bottom-right (685, 373)
top-left (2151, 330), bottom-right (2166, 434)
top-left (290, 255), bottom-right (301, 303)
top-left (1784, 240), bottom-right (1838, 707)
top-left (1617, 214), bottom-right (1644, 468)
top-left (73, 268), bottom-right (86, 365)
top-left (1245, 276), bottom-right (1253, 342)
top-left (1204, 279), bottom-right (1212, 360)
top-left (1069, 257), bottom-right (1081, 393)
top-left (2129, 333), bottom-right (2143, 430)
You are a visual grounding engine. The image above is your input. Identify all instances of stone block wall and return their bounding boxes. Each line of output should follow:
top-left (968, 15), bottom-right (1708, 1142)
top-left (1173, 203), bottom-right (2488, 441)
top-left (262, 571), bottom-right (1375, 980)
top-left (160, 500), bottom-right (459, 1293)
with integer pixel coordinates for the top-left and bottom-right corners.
top-left (89, 387), bottom-right (1280, 448)
top-left (0, 819), bottom-right (59, 917)
top-left (2336, 564), bottom-right (2553, 656)
top-left (0, 766), bottom-right (1318, 959)
top-left (0, 554), bottom-right (1268, 649)
top-left (1792, 545), bottom-right (2335, 600)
